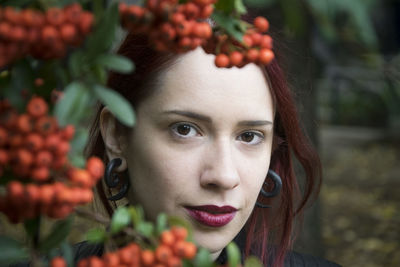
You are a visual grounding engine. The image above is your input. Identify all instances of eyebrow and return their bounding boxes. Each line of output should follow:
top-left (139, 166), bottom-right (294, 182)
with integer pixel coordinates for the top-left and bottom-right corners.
top-left (162, 110), bottom-right (273, 126)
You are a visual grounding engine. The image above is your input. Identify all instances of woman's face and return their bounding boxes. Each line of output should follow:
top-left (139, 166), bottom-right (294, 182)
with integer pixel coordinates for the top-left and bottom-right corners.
top-left (123, 48), bottom-right (274, 258)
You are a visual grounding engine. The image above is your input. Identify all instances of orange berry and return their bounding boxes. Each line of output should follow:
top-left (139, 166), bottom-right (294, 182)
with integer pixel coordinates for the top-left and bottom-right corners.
top-left (199, 5), bottom-right (214, 19)
top-left (183, 242), bottom-right (196, 259)
top-left (167, 256), bottom-right (182, 267)
top-left (250, 32), bottom-right (262, 46)
top-left (0, 22), bottom-right (11, 39)
top-left (214, 54), bottom-right (229, 68)
top-left (25, 133), bottom-right (44, 151)
top-left (69, 168), bottom-right (92, 188)
top-left (60, 23), bottom-right (77, 44)
top-left (184, 3), bottom-right (199, 18)
top-left (27, 97), bottom-right (48, 118)
top-left (141, 250), bottom-right (155, 266)
top-left (246, 48), bottom-right (259, 62)
top-left (86, 157), bottom-right (104, 180)
top-left (17, 114), bottom-right (34, 133)
top-left (161, 230), bottom-right (175, 246)
top-left (79, 188), bottom-right (93, 203)
top-left (87, 256), bottom-right (104, 267)
top-left (45, 134), bottom-right (60, 152)
top-left (16, 148), bottom-right (34, 167)
top-left (32, 166), bottom-right (50, 182)
top-left (176, 21), bottom-right (192, 36)
top-left (172, 241), bottom-right (186, 257)
top-left (10, 25), bottom-right (26, 42)
top-left (36, 150), bottom-right (53, 167)
top-left (242, 34), bottom-right (253, 47)
top-left (7, 181), bottom-right (24, 204)
top-left (79, 12), bottom-right (94, 35)
top-left (170, 13), bottom-right (185, 25)
top-left (39, 184), bottom-right (55, 206)
top-left (3, 7), bottom-right (20, 24)
top-left (50, 256), bottom-right (66, 267)
top-left (53, 155), bottom-right (67, 169)
top-left (259, 48), bottom-right (274, 64)
top-left (0, 127), bottom-right (7, 146)
top-left (25, 183), bottom-right (40, 205)
top-left (64, 3), bottom-right (83, 25)
top-left (171, 226), bottom-right (188, 241)
top-left (254, 16), bottom-right (269, 32)
top-left (41, 25), bottom-right (60, 44)
top-left (34, 78), bottom-right (44, 87)
top-left (35, 116), bottom-right (57, 135)
top-left (46, 8), bottom-right (65, 26)
top-left (156, 245), bottom-right (172, 264)
top-left (103, 252), bottom-right (119, 267)
top-left (56, 141), bottom-right (70, 156)
top-left (77, 258), bottom-right (88, 267)
top-left (260, 35), bottom-right (273, 49)
top-left (61, 125), bottom-right (75, 140)
top-left (9, 134), bottom-right (23, 148)
top-left (229, 51), bottom-right (244, 66)
top-left (0, 149), bottom-right (9, 165)
top-left (118, 246), bottom-right (134, 265)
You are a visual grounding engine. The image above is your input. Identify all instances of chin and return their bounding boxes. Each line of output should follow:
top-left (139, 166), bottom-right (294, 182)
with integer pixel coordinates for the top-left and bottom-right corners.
top-left (192, 228), bottom-right (234, 254)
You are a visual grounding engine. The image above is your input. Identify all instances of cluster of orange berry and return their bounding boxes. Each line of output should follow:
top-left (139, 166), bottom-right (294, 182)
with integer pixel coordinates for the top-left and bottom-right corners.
top-left (204, 16), bottom-right (274, 68)
top-left (0, 3), bottom-right (94, 68)
top-left (74, 227), bottom-right (197, 267)
top-left (119, 0), bottom-right (215, 53)
top-left (0, 97), bottom-right (104, 223)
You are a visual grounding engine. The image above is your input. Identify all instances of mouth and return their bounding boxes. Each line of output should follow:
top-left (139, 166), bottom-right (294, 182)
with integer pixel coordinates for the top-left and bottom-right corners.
top-left (184, 205), bottom-right (238, 227)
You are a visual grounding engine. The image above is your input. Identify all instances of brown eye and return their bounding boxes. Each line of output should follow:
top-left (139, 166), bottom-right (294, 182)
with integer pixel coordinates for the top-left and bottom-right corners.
top-left (177, 124), bottom-right (191, 135)
top-left (171, 123), bottom-right (199, 138)
top-left (241, 132), bottom-right (255, 142)
top-left (238, 131), bottom-right (264, 145)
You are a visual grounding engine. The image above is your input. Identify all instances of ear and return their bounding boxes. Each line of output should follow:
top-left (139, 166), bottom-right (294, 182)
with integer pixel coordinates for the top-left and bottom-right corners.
top-left (99, 107), bottom-right (128, 172)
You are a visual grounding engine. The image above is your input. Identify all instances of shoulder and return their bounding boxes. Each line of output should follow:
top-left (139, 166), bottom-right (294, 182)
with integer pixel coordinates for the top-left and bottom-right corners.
top-left (284, 251), bottom-right (342, 267)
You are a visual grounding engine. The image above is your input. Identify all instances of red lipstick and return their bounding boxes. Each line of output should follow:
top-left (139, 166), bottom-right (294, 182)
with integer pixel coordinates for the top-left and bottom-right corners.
top-left (185, 205), bottom-right (237, 227)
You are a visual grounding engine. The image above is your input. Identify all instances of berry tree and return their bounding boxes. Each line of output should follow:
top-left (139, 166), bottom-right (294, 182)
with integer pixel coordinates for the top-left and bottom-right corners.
top-left (0, 0), bottom-right (274, 266)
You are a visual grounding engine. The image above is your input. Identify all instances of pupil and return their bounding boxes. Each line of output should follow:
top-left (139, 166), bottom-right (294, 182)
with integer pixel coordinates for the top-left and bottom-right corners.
top-left (177, 124), bottom-right (191, 135)
top-left (242, 132), bottom-right (254, 142)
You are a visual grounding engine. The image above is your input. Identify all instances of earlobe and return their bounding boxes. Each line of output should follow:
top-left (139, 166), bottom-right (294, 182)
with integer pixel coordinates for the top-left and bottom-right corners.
top-left (99, 107), bottom-right (128, 172)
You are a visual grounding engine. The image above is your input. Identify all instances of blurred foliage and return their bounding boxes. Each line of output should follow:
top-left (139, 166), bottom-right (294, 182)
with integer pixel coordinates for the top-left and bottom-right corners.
top-left (245, 0), bottom-right (400, 128)
top-left (321, 143), bottom-right (400, 267)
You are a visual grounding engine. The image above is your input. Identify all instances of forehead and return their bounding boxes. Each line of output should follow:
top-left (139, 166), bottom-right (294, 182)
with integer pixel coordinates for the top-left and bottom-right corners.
top-left (140, 48), bottom-right (273, 120)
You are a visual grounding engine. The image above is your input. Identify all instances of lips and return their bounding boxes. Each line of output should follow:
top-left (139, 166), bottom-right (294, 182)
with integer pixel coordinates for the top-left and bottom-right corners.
top-left (185, 205), bottom-right (237, 227)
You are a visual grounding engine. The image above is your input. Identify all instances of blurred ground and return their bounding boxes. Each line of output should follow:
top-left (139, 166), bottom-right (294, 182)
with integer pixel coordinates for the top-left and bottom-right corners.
top-left (319, 125), bottom-right (400, 267)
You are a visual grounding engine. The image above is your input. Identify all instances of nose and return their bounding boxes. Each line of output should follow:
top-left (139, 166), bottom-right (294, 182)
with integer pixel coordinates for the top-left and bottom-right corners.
top-left (200, 139), bottom-right (240, 190)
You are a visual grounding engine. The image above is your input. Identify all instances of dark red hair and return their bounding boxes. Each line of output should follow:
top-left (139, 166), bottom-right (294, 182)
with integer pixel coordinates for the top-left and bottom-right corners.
top-left (86, 33), bottom-right (321, 267)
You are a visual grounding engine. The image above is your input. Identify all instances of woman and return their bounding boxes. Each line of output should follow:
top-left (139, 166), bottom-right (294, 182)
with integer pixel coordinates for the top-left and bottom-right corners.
top-left (84, 33), bottom-right (340, 267)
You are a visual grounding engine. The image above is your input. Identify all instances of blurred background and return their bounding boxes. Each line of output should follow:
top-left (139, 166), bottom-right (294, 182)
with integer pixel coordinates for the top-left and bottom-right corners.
top-left (244, 0), bottom-right (400, 266)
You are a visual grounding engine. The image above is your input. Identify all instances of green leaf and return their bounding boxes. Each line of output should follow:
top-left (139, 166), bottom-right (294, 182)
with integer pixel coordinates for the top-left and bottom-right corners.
top-left (214, 0), bottom-right (235, 14)
top-left (234, 0), bottom-right (247, 14)
top-left (244, 256), bottom-right (263, 267)
top-left (54, 82), bottom-right (90, 126)
top-left (211, 11), bottom-right (245, 42)
top-left (86, 2), bottom-right (120, 58)
top-left (86, 228), bottom-right (107, 243)
top-left (93, 84), bottom-right (136, 127)
top-left (194, 247), bottom-right (214, 267)
top-left (0, 236), bottom-right (29, 265)
top-left (227, 242), bottom-right (241, 267)
top-left (156, 213), bottom-right (168, 235)
top-left (129, 205), bottom-right (144, 226)
top-left (111, 206), bottom-right (131, 234)
top-left (60, 242), bottom-right (74, 267)
top-left (68, 50), bottom-right (85, 79)
top-left (136, 222), bottom-right (154, 237)
top-left (97, 54), bottom-right (135, 74)
top-left (39, 216), bottom-right (73, 253)
top-left (24, 217), bottom-right (41, 238)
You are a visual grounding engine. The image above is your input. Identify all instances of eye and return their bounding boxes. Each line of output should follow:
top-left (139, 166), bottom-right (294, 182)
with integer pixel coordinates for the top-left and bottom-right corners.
top-left (237, 131), bottom-right (264, 145)
top-left (170, 123), bottom-right (200, 138)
